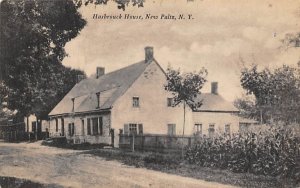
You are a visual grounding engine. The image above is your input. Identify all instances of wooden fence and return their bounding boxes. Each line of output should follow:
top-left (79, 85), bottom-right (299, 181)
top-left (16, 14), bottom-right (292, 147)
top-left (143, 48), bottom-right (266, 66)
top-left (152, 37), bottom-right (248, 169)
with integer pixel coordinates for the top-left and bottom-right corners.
top-left (0, 122), bottom-right (27, 142)
top-left (119, 133), bottom-right (300, 155)
top-left (119, 134), bottom-right (197, 152)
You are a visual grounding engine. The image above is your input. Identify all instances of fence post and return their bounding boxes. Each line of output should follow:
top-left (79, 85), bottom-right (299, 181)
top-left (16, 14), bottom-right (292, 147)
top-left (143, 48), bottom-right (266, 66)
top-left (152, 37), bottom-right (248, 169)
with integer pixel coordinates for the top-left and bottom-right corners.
top-left (155, 135), bottom-right (158, 151)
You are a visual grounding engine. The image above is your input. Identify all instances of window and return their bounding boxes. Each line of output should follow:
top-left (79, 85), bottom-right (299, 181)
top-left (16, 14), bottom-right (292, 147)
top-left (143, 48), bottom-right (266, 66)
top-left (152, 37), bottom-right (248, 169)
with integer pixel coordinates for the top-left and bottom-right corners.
top-left (68, 123), bottom-right (75, 136)
top-left (55, 118), bottom-right (58, 132)
top-left (132, 97), bottom-right (139, 107)
top-left (92, 118), bottom-right (99, 135)
top-left (194, 123), bottom-right (202, 135)
top-left (87, 117), bottom-right (103, 136)
top-left (167, 124), bottom-right (176, 135)
top-left (87, 118), bottom-right (91, 135)
top-left (225, 124), bottom-right (231, 135)
top-left (81, 119), bottom-right (85, 135)
top-left (124, 123), bottom-right (143, 135)
top-left (129, 124), bottom-right (137, 135)
top-left (61, 118), bottom-right (65, 136)
top-left (239, 123), bottom-right (251, 133)
top-left (208, 124), bottom-right (215, 138)
top-left (167, 98), bottom-right (174, 107)
top-left (99, 117), bottom-right (103, 135)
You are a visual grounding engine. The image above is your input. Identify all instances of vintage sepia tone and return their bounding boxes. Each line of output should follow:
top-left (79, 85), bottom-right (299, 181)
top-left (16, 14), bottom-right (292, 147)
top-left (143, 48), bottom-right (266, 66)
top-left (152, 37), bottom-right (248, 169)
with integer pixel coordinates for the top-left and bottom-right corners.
top-left (0, 0), bottom-right (299, 187)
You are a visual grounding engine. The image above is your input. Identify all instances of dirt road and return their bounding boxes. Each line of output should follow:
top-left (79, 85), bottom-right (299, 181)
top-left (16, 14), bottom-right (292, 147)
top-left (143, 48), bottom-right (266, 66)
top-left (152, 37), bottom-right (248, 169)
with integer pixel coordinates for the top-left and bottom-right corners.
top-left (0, 142), bottom-right (236, 188)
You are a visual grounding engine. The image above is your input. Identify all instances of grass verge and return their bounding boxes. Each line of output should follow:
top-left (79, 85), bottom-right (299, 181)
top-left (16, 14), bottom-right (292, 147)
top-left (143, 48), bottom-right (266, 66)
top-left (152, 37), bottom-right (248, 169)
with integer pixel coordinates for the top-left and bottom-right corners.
top-left (84, 148), bottom-right (299, 188)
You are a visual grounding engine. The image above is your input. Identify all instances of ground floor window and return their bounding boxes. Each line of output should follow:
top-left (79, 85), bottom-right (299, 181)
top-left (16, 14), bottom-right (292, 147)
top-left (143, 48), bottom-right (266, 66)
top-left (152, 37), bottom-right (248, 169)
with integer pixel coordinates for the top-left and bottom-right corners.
top-left (55, 118), bottom-right (58, 132)
top-left (208, 123), bottom-right (215, 138)
top-left (225, 124), bottom-right (231, 135)
top-left (68, 123), bottom-right (75, 136)
top-left (87, 117), bottom-right (103, 136)
top-left (194, 123), bottom-right (202, 135)
top-left (61, 118), bottom-right (64, 136)
top-left (81, 119), bottom-right (85, 135)
top-left (92, 118), bottom-right (99, 135)
top-left (129, 124), bottom-right (137, 135)
top-left (124, 123), bottom-right (143, 135)
top-left (167, 124), bottom-right (176, 136)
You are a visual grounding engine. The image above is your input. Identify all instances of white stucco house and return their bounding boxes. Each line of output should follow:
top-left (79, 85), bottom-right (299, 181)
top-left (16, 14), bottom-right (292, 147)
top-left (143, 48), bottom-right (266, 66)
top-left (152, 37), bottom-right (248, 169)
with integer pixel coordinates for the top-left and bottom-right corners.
top-left (48, 47), bottom-right (191, 146)
top-left (190, 83), bottom-right (240, 137)
top-left (48, 47), bottom-right (241, 147)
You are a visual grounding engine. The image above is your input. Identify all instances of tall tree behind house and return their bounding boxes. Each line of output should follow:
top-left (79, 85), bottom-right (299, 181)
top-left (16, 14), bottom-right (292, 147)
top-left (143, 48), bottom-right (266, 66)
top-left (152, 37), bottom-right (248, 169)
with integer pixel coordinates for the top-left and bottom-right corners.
top-left (239, 64), bottom-right (300, 124)
top-left (0, 0), bottom-right (87, 120)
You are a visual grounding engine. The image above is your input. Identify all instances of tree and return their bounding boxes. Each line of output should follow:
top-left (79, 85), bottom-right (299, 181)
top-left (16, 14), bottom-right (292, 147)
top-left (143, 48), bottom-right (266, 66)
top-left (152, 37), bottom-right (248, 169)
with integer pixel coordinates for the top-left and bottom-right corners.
top-left (73, 0), bottom-right (145, 11)
top-left (239, 64), bottom-right (300, 124)
top-left (234, 95), bottom-right (258, 120)
top-left (164, 66), bottom-right (207, 136)
top-left (0, 0), bottom-right (86, 120)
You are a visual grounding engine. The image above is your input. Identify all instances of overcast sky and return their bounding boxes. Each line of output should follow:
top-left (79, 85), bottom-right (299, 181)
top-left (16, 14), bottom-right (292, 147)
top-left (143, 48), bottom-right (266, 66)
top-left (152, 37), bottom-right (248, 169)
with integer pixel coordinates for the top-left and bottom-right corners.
top-left (63, 0), bottom-right (300, 101)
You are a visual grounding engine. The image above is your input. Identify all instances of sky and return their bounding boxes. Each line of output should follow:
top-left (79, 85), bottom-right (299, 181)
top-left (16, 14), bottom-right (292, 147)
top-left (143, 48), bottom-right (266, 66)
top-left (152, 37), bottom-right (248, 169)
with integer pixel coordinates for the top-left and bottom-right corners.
top-left (63, 0), bottom-right (300, 101)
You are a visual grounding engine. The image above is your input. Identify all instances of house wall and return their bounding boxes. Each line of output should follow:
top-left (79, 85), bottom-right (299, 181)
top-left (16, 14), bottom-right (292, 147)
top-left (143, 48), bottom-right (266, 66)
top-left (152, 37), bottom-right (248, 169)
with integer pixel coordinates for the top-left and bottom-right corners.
top-left (192, 112), bottom-right (240, 136)
top-left (49, 113), bottom-right (111, 144)
top-left (111, 61), bottom-right (194, 146)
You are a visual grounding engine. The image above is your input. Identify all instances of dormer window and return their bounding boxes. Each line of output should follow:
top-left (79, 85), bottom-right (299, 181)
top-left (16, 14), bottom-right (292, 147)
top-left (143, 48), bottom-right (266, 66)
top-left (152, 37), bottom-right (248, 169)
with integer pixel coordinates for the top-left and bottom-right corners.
top-left (132, 97), bottom-right (139, 107)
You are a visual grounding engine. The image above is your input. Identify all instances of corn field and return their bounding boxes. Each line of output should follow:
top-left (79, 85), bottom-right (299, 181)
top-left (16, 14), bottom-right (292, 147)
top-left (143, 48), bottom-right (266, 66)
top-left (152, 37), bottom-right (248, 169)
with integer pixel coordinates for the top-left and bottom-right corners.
top-left (185, 125), bottom-right (300, 183)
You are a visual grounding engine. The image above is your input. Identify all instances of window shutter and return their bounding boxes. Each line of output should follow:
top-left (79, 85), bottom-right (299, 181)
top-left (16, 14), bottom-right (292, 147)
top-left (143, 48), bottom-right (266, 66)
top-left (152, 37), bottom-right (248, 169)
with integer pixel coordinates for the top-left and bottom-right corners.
top-left (87, 118), bottom-right (91, 135)
top-left (172, 124), bottom-right (176, 135)
top-left (99, 117), bottom-right (103, 135)
top-left (138, 124), bottom-right (143, 134)
top-left (124, 124), bottom-right (129, 135)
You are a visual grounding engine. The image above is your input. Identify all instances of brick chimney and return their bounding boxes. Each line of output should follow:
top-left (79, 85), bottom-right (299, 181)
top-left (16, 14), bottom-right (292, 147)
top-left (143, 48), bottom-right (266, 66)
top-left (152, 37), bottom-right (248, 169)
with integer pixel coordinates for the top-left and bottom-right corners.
top-left (96, 92), bottom-right (100, 108)
top-left (145, 46), bottom-right (154, 63)
top-left (96, 67), bottom-right (105, 79)
top-left (211, 82), bottom-right (218, 95)
top-left (71, 98), bottom-right (75, 112)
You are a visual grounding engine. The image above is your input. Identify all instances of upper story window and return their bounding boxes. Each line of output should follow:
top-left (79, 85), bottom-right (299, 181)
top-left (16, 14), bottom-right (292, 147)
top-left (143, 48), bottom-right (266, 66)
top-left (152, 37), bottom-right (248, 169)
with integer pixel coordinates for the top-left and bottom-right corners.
top-left (167, 98), bottom-right (174, 107)
top-left (132, 97), bottom-right (139, 107)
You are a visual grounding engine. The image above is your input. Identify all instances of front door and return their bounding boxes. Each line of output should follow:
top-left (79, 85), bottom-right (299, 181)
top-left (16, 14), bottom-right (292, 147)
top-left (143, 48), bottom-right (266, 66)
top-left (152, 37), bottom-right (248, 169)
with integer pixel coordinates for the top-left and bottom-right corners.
top-left (110, 128), bottom-right (114, 147)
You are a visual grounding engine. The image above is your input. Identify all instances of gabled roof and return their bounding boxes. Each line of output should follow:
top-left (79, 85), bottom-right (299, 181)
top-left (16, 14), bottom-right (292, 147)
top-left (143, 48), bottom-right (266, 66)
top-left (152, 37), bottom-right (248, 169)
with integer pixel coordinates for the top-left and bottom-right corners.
top-left (193, 93), bottom-right (239, 113)
top-left (49, 60), bottom-right (152, 116)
